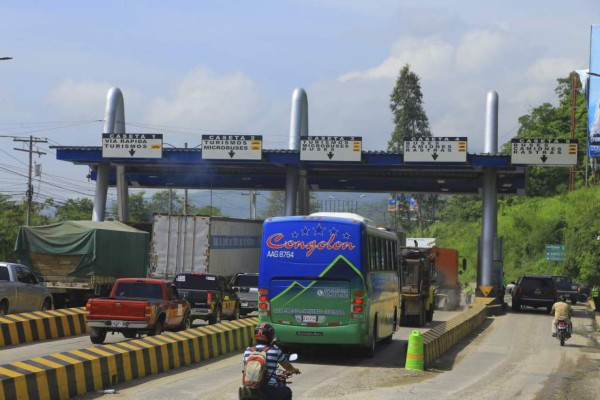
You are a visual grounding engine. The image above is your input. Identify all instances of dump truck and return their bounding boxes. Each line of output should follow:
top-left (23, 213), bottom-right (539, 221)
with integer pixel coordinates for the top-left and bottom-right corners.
top-left (15, 220), bottom-right (150, 308)
top-left (399, 247), bottom-right (437, 327)
top-left (430, 247), bottom-right (466, 310)
top-left (149, 214), bottom-right (263, 280)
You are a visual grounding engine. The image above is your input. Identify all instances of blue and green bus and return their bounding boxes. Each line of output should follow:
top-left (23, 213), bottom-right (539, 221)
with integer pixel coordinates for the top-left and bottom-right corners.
top-left (257, 212), bottom-right (401, 357)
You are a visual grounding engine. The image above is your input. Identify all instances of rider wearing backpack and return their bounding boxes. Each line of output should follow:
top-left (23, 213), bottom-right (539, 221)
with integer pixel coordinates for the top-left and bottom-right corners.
top-left (242, 322), bottom-right (300, 400)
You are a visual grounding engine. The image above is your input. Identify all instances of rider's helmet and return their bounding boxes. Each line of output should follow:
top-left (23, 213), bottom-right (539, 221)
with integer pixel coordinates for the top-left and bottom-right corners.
top-left (254, 322), bottom-right (275, 344)
top-left (558, 295), bottom-right (567, 302)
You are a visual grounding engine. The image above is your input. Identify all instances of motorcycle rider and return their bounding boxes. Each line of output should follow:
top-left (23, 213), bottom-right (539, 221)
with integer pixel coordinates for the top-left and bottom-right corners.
top-left (242, 322), bottom-right (300, 400)
top-left (550, 295), bottom-right (573, 337)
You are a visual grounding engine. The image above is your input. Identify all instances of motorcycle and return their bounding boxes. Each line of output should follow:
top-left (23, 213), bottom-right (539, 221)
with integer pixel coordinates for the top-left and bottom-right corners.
top-left (555, 318), bottom-right (571, 346)
top-left (239, 354), bottom-right (299, 400)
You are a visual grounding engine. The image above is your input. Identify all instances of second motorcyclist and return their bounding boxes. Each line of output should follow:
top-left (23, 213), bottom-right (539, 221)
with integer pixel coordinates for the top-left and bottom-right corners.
top-left (550, 295), bottom-right (573, 337)
top-left (242, 322), bottom-right (300, 400)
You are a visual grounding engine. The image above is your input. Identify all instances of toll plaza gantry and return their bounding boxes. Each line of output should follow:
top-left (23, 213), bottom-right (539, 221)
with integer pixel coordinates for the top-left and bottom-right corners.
top-left (52, 87), bottom-right (533, 304)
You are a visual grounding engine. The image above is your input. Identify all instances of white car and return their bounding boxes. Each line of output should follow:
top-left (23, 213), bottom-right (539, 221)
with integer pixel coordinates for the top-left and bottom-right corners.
top-left (506, 282), bottom-right (516, 295)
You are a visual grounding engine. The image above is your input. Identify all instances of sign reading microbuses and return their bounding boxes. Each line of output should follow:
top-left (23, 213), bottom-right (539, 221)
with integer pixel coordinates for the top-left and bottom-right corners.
top-left (201, 135), bottom-right (262, 160)
top-left (102, 133), bottom-right (163, 158)
top-left (403, 137), bottom-right (468, 162)
top-left (300, 136), bottom-right (362, 161)
top-left (511, 139), bottom-right (578, 166)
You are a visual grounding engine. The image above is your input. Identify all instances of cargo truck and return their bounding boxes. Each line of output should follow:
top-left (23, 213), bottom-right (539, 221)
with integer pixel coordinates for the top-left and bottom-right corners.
top-left (15, 221), bottom-right (150, 308)
top-left (149, 214), bottom-right (263, 280)
top-left (399, 247), bottom-right (436, 327)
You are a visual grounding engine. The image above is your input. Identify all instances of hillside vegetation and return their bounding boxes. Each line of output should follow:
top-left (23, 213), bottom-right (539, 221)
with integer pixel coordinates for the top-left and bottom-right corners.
top-left (426, 186), bottom-right (600, 286)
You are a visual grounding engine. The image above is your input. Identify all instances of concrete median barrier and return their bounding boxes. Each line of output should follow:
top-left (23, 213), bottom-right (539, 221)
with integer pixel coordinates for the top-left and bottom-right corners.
top-left (0, 317), bottom-right (257, 400)
top-left (0, 308), bottom-right (88, 349)
top-left (421, 298), bottom-right (492, 367)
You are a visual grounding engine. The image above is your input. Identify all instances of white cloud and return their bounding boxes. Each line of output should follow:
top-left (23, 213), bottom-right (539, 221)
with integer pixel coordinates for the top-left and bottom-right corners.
top-left (339, 36), bottom-right (454, 82)
top-left (145, 68), bottom-right (263, 134)
top-left (455, 28), bottom-right (512, 73)
top-left (46, 80), bottom-right (113, 119)
top-left (526, 57), bottom-right (579, 82)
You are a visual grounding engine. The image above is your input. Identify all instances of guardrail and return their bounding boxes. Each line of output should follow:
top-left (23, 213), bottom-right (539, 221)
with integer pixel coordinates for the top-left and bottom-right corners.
top-left (0, 317), bottom-right (257, 400)
top-left (0, 308), bottom-right (87, 349)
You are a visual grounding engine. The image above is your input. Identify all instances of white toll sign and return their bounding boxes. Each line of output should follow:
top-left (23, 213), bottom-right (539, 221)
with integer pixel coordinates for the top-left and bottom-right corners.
top-left (300, 136), bottom-right (362, 161)
top-left (102, 133), bottom-right (163, 158)
top-left (201, 135), bottom-right (262, 160)
top-left (511, 139), bottom-right (578, 166)
top-left (403, 137), bottom-right (468, 162)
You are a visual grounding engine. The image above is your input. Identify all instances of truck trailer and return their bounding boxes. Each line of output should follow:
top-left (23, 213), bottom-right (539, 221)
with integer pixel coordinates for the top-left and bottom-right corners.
top-left (149, 214), bottom-right (263, 280)
top-left (14, 220), bottom-right (149, 308)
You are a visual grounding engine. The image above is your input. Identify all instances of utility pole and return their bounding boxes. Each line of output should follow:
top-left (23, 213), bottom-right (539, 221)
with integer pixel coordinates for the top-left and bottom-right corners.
top-left (184, 143), bottom-right (188, 215)
top-left (242, 190), bottom-right (259, 219)
top-left (14, 136), bottom-right (47, 225)
top-left (569, 71), bottom-right (577, 191)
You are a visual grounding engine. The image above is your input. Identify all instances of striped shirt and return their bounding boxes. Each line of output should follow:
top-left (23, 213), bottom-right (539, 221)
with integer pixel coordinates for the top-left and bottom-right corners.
top-left (243, 344), bottom-right (287, 386)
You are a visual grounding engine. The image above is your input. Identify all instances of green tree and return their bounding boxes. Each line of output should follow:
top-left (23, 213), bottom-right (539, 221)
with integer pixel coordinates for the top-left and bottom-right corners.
top-left (55, 198), bottom-right (94, 221)
top-left (388, 64), bottom-right (431, 152)
top-left (388, 65), bottom-right (441, 233)
top-left (0, 195), bottom-right (25, 261)
top-left (196, 206), bottom-right (224, 216)
top-left (500, 73), bottom-right (588, 197)
top-left (110, 191), bottom-right (152, 222)
top-left (148, 190), bottom-right (183, 214)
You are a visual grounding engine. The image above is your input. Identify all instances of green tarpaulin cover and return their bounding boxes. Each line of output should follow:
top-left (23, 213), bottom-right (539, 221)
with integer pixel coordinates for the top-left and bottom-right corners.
top-left (15, 220), bottom-right (149, 277)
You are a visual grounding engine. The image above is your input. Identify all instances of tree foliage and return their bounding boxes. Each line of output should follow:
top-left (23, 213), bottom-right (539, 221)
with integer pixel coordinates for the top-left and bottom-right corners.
top-left (55, 198), bottom-right (94, 221)
top-left (388, 64), bottom-right (431, 152)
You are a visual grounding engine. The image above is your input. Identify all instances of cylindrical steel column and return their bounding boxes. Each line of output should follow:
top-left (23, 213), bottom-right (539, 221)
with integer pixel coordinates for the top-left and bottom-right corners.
top-left (480, 91), bottom-right (499, 287)
top-left (285, 88), bottom-right (308, 215)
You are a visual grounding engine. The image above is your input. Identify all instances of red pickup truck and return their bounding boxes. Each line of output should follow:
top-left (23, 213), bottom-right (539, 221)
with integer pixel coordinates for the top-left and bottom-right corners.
top-left (85, 278), bottom-right (191, 344)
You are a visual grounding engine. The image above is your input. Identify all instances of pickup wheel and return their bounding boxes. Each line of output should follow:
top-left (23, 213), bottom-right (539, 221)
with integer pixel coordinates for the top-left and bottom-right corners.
top-left (208, 306), bottom-right (221, 325)
top-left (122, 330), bottom-right (137, 339)
top-left (230, 304), bottom-right (240, 321)
top-left (41, 298), bottom-right (53, 311)
top-left (0, 300), bottom-right (8, 316)
top-left (90, 327), bottom-right (107, 344)
top-left (176, 312), bottom-right (192, 331)
top-left (149, 318), bottom-right (164, 336)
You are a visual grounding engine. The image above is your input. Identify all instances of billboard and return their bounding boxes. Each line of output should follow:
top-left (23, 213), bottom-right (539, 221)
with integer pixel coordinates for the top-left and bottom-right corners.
top-left (589, 25), bottom-right (600, 157)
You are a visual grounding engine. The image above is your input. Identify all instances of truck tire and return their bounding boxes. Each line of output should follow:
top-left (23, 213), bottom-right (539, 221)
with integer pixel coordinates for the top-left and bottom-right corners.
top-left (208, 306), bottom-right (221, 325)
top-left (229, 304), bottom-right (240, 321)
top-left (149, 318), bottom-right (164, 336)
top-left (176, 312), bottom-right (192, 331)
top-left (41, 298), bottom-right (53, 311)
top-left (122, 330), bottom-right (137, 339)
top-left (90, 327), bottom-right (107, 344)
top-left (0, 300), bottom-right (8, 316)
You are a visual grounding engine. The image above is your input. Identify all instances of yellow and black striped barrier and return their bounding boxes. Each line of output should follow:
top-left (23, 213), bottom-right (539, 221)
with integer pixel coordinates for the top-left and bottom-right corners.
top-left (421, 298), bottom-right (492, 367)
top-left (0, 317), bottom-right (257, 400)
top-left (0, 308), bottom-right (88, 349)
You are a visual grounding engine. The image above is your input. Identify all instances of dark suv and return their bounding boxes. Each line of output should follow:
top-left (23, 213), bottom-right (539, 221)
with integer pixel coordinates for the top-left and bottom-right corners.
top-left (173, 273), bottom-right (240, 324)
top-left (552, 276), bottom-right (579, 305)
top-left (230, 272), bottom-right (259, 316)
top-left (511, 275), bottom-right (557, 312)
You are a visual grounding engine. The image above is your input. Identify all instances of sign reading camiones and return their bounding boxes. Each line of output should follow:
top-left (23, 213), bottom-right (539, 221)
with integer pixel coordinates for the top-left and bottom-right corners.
top-left (545, 244), bottom-right (565, 261)
top-left (511, 139), bottom-right (577, 166)
top-left (403, 137), bottom-right (468, 163)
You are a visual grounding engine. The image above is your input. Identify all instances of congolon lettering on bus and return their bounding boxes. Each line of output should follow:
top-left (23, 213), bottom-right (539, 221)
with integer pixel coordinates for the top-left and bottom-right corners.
top-left (266, 233), bottom-right (355, 257)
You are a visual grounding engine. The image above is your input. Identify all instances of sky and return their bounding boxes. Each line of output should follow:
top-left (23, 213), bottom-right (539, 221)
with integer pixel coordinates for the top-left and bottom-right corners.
top-left (0, 1), bottom-right (598, 218)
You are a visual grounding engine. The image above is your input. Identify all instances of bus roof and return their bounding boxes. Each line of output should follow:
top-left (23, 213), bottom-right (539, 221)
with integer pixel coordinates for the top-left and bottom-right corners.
top-left (308, 212), bottom-right (377, 228)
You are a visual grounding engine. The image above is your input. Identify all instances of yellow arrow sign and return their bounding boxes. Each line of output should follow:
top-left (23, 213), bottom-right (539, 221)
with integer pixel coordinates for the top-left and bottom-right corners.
top-left (479, 285), bottom-right (493, 297)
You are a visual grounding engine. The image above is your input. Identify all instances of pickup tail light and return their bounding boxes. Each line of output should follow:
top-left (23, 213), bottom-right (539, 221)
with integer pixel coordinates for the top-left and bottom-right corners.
top-left (207, 292), bottom-right (212, 307)
top-left (145, 304), bottom-right (153, 318)
top-left (85, 300), bottom-right (92, 316)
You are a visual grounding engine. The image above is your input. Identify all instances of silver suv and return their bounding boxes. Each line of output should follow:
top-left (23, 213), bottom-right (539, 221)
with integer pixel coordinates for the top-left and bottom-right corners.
top-left (230, 273), bottom-right (258, 316)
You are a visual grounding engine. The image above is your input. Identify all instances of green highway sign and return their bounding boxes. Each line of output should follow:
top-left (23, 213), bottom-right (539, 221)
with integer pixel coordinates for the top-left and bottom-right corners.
top-left (545, 244), bottom-right (565, 261)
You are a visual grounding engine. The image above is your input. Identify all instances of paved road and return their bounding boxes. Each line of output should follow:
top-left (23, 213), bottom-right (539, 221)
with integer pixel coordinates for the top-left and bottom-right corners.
top-left (73, 301), bottom-right (599, 400)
